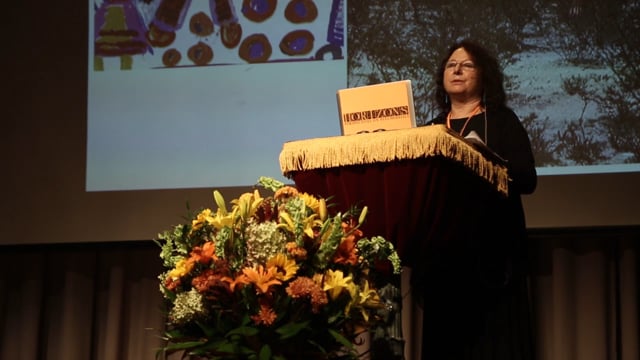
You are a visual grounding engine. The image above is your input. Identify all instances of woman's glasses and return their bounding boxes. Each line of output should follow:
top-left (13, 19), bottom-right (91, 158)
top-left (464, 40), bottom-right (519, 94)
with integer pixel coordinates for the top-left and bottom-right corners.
top-left (445, 61), bottom-right (476, 71)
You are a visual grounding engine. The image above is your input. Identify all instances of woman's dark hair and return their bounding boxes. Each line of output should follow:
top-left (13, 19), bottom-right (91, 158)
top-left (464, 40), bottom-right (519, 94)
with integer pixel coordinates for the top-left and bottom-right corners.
top-left (434, 39), bottom-right (506, 112)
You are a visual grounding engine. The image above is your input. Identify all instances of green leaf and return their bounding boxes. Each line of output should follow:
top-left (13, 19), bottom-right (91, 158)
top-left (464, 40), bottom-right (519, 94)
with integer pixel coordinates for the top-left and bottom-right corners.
top-left (192, 339), bottom-right (256, 357)
top-left (259, 344), bottom-right (272, 360)
top-left (210, 341), bottom-right (239, 354)
top-left (161, 286), bottom-right (177, 302)
top-left (164, 340), bottom-right (207, 351)
top-left (193, 338), bottom-right (232, 352)
top-left (276, 321), bottom-right (310, 339)
top-left (163, 328), bottom-right (186, 339)
top-left (328, 328), bottom-right (355, 350)
top-left (327, 311), bottom-right (344, 324)
top-left (257, 176), bottom-right (284, 192)
top-left (196, 319), bottom-right (219, 338)
top-left (227, 326), bottom-right (260, 337)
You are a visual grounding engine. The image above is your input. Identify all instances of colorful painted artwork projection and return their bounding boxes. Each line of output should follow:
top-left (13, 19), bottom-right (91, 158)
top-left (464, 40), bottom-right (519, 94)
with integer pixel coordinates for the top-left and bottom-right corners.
top-left (93, 0), bottom-right (345, 70)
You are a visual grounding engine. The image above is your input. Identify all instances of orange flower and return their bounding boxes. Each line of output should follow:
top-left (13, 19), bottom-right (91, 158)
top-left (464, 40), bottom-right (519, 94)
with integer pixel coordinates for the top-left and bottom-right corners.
top-left (274, 186), bottom-right (299, 200)
top-left (251, 304), bottom-right (278, 326)
top-left (285, 242), bottom-right (307, 260)
top-left (286, 276), bottom-right (328, 313)
top-left (221, 274), bottom-right (248, 293)
top-left (341, 219), bottom-right (363, 237)
top-left (334, 235), bottom-right (358, 266)
top-left (242, 265), bottom-right (282, 294)
top-left (190, 241), bottom-right (217, 265)
top-left (192, 268), bottom-right (227, 293)
top-left (164, 277), bottom-right (181, 291)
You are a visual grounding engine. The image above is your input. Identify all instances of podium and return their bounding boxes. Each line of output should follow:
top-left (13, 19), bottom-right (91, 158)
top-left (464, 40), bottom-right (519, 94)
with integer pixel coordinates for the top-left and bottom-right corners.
top-left (279, 125), bottom-right (510, 359)
top-left (279, 124), bottom-right (508, 262)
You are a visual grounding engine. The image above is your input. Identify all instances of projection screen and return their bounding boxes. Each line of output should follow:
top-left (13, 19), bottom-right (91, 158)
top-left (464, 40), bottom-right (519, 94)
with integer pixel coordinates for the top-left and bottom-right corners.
top-left (87, 0), bottom-right (639, 192)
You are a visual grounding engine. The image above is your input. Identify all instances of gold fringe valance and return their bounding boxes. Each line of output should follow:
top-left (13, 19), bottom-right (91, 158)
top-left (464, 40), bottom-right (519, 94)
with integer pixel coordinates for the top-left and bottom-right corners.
top-left (279, 124), bottom-right (509, 195)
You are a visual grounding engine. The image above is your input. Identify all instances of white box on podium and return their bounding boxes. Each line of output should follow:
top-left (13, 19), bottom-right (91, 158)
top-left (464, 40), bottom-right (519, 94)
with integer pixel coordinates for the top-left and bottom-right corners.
top-left (337, 80), bottom-right (416, 135)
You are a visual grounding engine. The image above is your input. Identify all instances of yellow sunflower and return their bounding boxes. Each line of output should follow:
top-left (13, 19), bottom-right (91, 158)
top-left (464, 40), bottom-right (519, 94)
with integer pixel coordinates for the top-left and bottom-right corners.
top-left (266, 253), bottom-right (299, 281)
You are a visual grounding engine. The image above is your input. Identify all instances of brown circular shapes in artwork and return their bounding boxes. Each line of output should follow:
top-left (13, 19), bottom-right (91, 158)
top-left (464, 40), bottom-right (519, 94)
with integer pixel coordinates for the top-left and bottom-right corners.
top-left (242, 0), bottom-right (277, 23)
top-left (189, 12), bottom-right (214, 37)
top-left (146, 23), bottom-right (176, 48)
top-left (188, 42), bottom-right (214, 65)
top-left (212, 0), bottom-right (236, 26)
top-left (220, 22), bottom-right (243, 49)
top-left (280, 29), bottom-right (314, 56)
top-left (284, 0), bottom-right (318, 23)
top-left (239, 34), bottom-right (272, 63)
top-left (162, 48), bottom-right (182, 67)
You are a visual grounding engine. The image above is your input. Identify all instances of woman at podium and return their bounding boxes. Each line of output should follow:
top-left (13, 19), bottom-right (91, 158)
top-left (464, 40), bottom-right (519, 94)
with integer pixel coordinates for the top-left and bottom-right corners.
top-left (414, 39), bottom-right (538, 360)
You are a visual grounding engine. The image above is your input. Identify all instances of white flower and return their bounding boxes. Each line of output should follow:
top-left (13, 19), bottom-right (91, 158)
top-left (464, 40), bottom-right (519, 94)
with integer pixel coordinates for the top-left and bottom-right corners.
top-left (169, 289), bottom-right (207, 325)
top-left (245, 219), bottom-right (287, 267)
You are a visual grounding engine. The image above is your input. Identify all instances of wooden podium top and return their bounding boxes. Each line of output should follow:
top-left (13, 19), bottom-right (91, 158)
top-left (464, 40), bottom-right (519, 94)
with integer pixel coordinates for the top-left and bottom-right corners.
top-left (279, 124), bottom-right (509, 195)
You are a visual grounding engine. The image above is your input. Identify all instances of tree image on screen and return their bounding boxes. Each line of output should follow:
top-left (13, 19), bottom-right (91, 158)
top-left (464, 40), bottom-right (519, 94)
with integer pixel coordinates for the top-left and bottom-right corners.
top-left (346, 0), bottom-right (639, 169)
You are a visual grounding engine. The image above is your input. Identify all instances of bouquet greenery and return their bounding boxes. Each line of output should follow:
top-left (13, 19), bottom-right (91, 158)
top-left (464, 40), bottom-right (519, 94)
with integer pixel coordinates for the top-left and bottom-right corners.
top-left (155, 177), bottom-right (401, 359)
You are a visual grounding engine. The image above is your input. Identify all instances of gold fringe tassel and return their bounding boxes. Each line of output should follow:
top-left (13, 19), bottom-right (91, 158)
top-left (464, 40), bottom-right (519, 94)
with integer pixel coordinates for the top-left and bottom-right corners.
top-left (279, 125), bottom-right (509, 195)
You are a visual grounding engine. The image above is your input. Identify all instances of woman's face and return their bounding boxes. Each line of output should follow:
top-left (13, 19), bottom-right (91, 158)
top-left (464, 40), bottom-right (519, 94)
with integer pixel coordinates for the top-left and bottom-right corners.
top-left (443, 47), bottom-right (482, 101)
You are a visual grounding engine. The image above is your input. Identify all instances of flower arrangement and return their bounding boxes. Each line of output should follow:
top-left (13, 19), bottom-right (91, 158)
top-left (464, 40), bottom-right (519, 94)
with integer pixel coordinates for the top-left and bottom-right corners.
top-left (155, 177), bottom-right (401, 360)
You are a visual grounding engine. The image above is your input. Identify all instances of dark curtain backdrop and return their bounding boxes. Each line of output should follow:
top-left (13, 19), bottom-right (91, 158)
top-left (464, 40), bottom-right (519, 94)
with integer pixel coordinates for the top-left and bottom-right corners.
top-left (1, 228), bottom-right (638, 360)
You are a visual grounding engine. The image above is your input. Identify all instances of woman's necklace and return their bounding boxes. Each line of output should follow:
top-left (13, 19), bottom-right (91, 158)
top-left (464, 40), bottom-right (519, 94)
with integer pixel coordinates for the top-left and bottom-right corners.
top-left (446, 104), bottom-right (483, 135)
